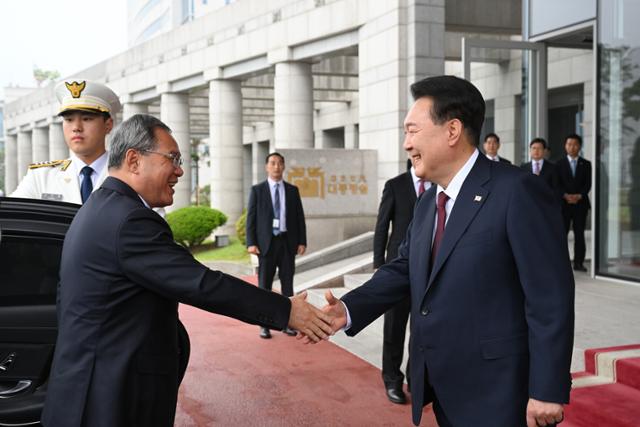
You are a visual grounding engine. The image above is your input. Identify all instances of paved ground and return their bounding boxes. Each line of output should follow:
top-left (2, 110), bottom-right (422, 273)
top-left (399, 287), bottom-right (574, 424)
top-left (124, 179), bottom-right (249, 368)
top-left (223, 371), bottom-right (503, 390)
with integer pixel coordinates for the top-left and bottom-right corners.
top-left (174, 305), bottom-right (437, 427)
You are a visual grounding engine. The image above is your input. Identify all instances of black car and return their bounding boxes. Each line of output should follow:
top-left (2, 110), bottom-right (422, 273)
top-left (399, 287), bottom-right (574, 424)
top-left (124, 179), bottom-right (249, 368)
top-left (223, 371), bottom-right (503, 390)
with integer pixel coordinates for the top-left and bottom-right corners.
top-left (0, 197), bottom-right (190, 426)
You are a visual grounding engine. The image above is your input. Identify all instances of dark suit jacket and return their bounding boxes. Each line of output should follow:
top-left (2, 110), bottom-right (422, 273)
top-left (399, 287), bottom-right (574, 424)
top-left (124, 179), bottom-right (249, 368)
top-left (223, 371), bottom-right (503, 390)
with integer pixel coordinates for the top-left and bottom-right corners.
top-left (556, 156), bottom-right (592, 209)
top-left (42, 177), bottom-right (291, 427)
top-left (373, 171), bottom-right (417, 268)
top-left (341, 155), bottom-right (574, 426)
top-left (246, 180), bottom-right (306, 255)
top-left (521, 160), bottom-right (558, 191)
top-left (498, 156), bottom-right (511, 164)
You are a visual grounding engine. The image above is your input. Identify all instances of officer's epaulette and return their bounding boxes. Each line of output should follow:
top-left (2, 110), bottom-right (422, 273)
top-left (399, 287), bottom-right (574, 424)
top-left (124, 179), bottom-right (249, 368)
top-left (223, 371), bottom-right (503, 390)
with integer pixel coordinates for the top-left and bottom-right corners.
top-left (29, 159), bottom-right (70, 170)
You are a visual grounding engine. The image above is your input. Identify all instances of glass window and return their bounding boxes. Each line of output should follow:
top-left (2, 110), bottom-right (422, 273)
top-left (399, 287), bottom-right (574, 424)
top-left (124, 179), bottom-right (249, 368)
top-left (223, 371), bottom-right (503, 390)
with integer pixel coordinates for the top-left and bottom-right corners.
top-left (598, 0), bottom-right (640, 281)
top-left (0, 236), bottom-right (62, 305)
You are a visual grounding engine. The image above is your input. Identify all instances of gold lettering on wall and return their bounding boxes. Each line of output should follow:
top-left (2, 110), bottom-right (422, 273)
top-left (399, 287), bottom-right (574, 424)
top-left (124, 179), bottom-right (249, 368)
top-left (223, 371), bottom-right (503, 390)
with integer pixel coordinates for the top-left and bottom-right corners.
top-left (288, 166), bottom-right (368, 198)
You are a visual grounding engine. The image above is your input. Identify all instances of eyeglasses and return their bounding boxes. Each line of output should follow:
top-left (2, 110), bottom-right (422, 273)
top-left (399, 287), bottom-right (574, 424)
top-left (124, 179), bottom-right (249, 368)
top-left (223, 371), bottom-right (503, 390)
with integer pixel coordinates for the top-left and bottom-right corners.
top-left (142, 150), bottom-right (183, 168)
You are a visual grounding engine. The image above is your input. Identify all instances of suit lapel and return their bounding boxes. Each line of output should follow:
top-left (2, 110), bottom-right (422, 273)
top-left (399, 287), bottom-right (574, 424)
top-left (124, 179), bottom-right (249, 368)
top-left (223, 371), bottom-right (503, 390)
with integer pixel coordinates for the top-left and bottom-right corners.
top-left (426, 156), bottom-right (491, 290)
top-left (262, 181), bottom-right (274, 219)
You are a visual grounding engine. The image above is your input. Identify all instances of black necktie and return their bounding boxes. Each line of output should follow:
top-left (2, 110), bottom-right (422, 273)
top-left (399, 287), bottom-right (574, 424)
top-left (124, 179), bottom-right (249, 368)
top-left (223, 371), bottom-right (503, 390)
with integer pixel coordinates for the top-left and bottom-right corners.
top-left (273, 183), bottom-right (280, 235)
top-left (80, 166), bottom-right (94, 204)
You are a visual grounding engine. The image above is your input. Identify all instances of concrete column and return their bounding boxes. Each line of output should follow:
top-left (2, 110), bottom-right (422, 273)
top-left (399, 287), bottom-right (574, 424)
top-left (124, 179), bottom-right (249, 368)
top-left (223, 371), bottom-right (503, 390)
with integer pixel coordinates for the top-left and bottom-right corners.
top-left (359, 0), bottom-right (444, 190)
top-left (494, 95), bottom-right (518, 163)
top-left (16, 131), bottom-right (33, 182)
top-left (48, 122), bottom-right (68, 160)
top-left (160, 92), bottom-right (191, 211)
top-left (32, 126), bottom-right (49, 163)
top-left (209, 79), bottom-right (243, 233)
top-left (4, 134), bottom-right (18, 194)
top-left (274, 61), bottom-right (314, 148)
top-left (122, 102), bottom-right (148, 120)
top-left (344, 124), bottom-right (359, 149)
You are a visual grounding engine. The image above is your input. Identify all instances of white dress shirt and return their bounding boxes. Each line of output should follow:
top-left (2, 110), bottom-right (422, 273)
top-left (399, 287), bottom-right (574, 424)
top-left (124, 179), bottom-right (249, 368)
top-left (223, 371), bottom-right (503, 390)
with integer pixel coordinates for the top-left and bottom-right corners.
top-left (72, 151), bottom-right (108, 190)
top-left (267, 177), bottom-right (287, 232)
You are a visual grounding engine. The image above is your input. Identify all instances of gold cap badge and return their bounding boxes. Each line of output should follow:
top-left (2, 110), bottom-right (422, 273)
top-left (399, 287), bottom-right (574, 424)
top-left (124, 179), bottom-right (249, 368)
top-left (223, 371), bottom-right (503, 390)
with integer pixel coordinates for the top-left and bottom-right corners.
top-left (65, 81), bottom-right (86, 98)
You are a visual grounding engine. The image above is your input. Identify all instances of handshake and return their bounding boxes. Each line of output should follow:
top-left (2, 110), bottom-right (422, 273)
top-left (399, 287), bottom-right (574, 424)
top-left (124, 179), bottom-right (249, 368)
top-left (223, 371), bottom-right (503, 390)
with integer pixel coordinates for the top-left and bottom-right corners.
top-left (286, 290), bottom-right (346, 343)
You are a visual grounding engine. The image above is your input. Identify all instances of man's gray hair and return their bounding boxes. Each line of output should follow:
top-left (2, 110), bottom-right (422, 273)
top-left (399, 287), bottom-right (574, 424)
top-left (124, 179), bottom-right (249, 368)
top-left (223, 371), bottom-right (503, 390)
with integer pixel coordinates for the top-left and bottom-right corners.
top-left (108, 114), bottom-right (172, 169)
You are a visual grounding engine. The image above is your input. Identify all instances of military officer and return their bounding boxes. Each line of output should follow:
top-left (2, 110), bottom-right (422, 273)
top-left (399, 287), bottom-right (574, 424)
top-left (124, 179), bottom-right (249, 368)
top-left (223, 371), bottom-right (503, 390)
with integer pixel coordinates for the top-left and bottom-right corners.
top-left (11, 79), bottom-right (121, 204)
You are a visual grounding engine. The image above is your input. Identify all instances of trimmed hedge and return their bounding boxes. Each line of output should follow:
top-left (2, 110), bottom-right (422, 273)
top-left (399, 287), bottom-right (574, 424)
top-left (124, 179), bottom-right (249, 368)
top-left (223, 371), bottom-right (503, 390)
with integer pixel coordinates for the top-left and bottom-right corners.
top-left (235, 208), bottom-right (247, 246)
top-left (166, 205), bottom-right (227, 248)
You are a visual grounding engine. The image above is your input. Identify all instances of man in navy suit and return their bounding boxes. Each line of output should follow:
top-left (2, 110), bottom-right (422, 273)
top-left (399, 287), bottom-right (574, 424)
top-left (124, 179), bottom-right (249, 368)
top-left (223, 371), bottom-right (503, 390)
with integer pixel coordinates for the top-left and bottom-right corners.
top-left (246, 152), bottom-right (307, 339)
top-left (319, 76), bottom-right (574, 427)
top-left (521, 137), bottom-right (558, 191)
top-left (41, 115), bottom-right (332, 427)
top-left (556, 133), bottom-right (592, 272)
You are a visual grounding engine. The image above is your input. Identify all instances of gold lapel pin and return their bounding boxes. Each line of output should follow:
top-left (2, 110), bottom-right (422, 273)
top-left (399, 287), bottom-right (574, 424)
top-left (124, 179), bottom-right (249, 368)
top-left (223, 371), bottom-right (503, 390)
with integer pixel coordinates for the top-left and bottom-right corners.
top-left (474, 195), bottom-right (482, 202)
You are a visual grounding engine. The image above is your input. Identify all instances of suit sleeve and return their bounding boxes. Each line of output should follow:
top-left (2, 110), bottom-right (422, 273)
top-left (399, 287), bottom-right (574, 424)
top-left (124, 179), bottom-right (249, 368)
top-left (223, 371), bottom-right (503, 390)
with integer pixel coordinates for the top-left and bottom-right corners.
top-left (246, 186), bottom-right (258, 247)
top-left (373, 180), bottom-right (394, 268)
top-left (580, 160), bottom-right (592, 197)
top-left (506, 173), bottom-right (574, 403)
top-left (118, 208), bottom-right (291, 330)
top-left (342, 215), bottom-right (412, 335)
top-left (10, 168), bottom-right (40, 199)
top-left (294, 186), bottom-right (307, 246)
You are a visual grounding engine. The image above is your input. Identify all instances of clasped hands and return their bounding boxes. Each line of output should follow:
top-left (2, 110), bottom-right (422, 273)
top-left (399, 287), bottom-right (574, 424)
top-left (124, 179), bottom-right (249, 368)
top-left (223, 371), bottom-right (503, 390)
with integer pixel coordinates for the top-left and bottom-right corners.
top-left (289, 290), bottom-right (346, 344)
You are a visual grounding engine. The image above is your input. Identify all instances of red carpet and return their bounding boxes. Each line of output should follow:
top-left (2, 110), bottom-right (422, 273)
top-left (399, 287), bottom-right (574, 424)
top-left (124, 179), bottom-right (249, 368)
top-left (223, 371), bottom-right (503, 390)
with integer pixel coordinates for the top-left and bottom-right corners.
top-left (175, 303), bottom-right (437, 426)
top-left (565, 345), bottom-right (640, 426)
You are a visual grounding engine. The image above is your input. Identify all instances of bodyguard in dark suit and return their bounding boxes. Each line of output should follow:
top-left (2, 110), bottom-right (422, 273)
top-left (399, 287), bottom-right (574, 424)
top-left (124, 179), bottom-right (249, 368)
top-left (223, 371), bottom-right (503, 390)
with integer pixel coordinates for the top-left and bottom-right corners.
top-left (41, 115), bottom-right (332, 427)
top-left (320, 76), bottom-right (574, 427)
top-left (521, 137), bottom-right (558, 191)
top-left (482, 132), bottom-right (511, 164)
top-left (556, 133), bottom-right (592, 272)
top-left (373, 159), bottom-right (429, 404)
top-left (246, 152), bottom-right (307, 339)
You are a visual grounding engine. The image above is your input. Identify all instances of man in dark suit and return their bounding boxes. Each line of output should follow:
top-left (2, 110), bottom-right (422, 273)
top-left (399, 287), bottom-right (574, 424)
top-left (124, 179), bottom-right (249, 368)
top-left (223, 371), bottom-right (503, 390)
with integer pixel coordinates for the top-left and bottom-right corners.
top-left (521, 137), bottom-right (558, 191)
top-left (319, 76), bottom-right (574, 427)
top-left (373, 158), bottom-right (429, 404)
top-left (482, 132), bottom-right (511, 164)
top-left (41, 115), bottom-right (332, 427)
top-left (246, 152), bottom-right (307, 339)
top-left (556, 133), bottom-right (592, 272)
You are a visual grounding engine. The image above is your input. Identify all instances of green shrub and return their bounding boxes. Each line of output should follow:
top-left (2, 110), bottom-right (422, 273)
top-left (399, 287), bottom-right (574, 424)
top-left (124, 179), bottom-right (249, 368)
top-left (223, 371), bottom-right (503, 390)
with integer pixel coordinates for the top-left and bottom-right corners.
top-left (167, 206), bottom-right (227, 248)
top-left (236, 208), bottom-right (247, 246)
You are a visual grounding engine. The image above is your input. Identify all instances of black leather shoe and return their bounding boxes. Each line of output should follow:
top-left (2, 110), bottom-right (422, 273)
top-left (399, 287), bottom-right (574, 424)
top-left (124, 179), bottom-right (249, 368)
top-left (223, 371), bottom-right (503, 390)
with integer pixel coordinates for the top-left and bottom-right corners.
top-left (260, 327), bottom-right (272, 339)
top-left (385, 387), bottom-right (406, 404)
top-left (573, 264), bottom-right (587, 272)
top-left (283, 327), bottom-right (297, 336)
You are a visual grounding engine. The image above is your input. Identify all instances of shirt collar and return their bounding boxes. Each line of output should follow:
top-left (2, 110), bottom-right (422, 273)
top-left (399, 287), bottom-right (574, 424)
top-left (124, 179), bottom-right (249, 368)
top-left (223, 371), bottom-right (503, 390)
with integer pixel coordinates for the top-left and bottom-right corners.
top-left (410, 166), bottom-right (420, 184)
top-left (267, 177), bottom-right (283, 187)
top-left (437, 149), bottom-right (479, 202)
top-left (138, 195), bottom-right (151, 208)
top-left (71, 151), bottom-right (108, 177)
top-left (567, 154), bottom-right (579, 162)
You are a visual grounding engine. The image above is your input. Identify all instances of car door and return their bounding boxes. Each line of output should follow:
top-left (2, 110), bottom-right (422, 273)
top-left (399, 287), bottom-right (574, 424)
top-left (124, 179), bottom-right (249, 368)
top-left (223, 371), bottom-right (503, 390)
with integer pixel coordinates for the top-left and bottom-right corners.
top-left (0, 197), bottom-right (78, 426)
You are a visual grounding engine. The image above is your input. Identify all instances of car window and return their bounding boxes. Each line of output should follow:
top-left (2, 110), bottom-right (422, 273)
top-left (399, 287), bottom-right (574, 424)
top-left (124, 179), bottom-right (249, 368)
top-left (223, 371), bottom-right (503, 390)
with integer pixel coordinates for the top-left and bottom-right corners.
top-left (0, 235), bottom-right (62, 305)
